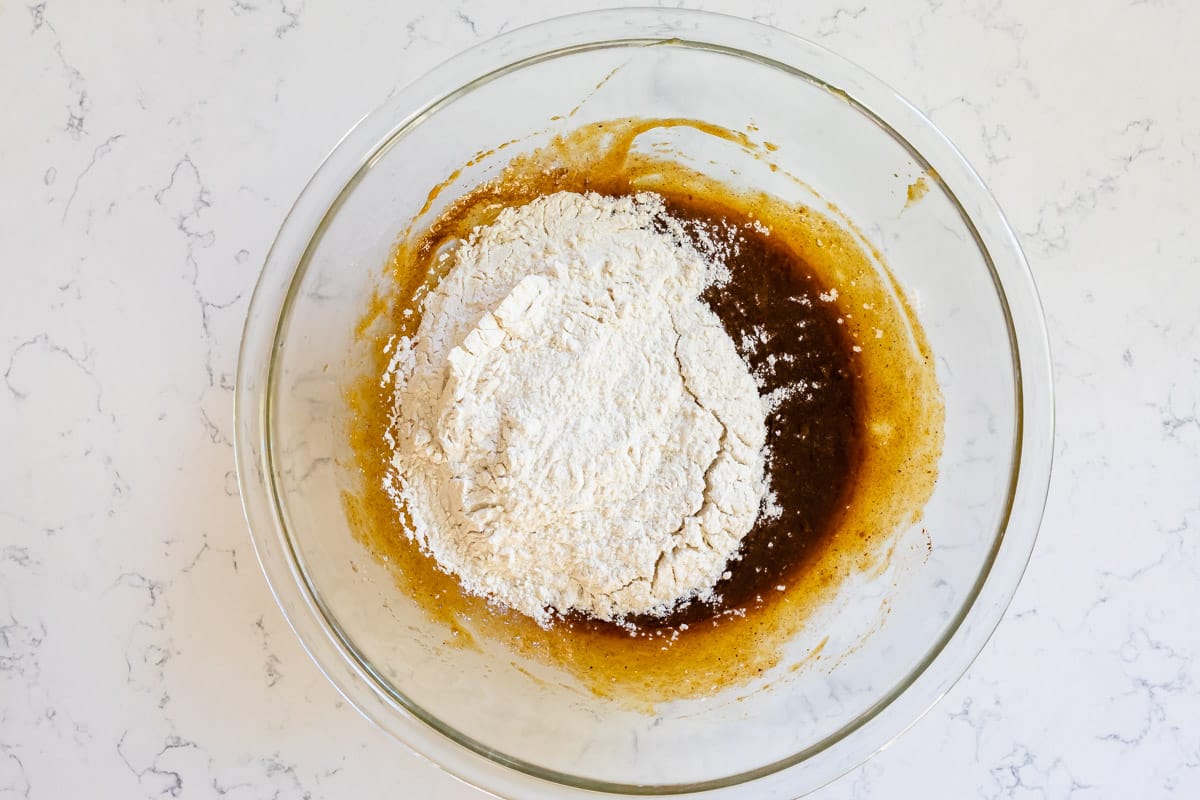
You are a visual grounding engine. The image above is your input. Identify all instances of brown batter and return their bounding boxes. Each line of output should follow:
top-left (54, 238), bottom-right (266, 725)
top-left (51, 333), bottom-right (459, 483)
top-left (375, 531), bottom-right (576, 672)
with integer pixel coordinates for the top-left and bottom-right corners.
top-left (343, 118), bottom-right (943, 704)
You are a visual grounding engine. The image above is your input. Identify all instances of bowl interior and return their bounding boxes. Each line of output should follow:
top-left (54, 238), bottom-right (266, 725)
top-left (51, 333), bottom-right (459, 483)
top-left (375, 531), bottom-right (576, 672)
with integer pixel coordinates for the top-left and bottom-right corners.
top-left (263, 33), bottom-right (1019, 793)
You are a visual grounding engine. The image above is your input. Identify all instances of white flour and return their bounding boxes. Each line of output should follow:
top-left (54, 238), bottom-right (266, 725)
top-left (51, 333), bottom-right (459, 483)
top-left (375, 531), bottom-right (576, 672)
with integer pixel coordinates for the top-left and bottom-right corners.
top-left (385, 191), bottom-right (767, 624)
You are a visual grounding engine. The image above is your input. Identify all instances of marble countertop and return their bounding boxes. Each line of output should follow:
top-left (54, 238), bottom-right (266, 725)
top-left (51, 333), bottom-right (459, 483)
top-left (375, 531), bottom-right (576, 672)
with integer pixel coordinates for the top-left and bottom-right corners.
top-left (3, 1), bottom-right (1198, 797)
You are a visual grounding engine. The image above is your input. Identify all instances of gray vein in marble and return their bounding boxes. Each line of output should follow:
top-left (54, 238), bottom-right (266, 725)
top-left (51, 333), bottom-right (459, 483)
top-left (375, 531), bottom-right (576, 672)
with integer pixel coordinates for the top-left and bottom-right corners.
top-left (815, 5), bottom-right (867, 37)
top-left (117, 732), bottom-right (197, 798)
top-left (456, 10), bottom-right (478, 35)
top-left (276, 0), bottom-right (303, 38)
top-left (1024, 117), bottom-right (1165, 255)
top-left (154, 154), bottom-right (244, 395)
top-left (985, 746), bottom-right (1095, 800)
top-left (3, 334), bottom-right (101, 413)
top-left (62, 134), bottom-right (125, 223)
top-left (0, 612), bottom-right (46, 683)
top-left (254, 616), bottom-right (283, 688)
top-left (0, 743), bottom-right (31, 800)
top-left (27, 4), bottom-right (91, 140)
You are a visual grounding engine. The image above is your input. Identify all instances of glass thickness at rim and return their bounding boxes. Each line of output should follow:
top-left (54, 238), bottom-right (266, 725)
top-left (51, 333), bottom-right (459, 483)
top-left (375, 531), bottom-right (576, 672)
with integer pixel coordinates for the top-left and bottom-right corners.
top-left (238, 8), bottom-right (1053, 798)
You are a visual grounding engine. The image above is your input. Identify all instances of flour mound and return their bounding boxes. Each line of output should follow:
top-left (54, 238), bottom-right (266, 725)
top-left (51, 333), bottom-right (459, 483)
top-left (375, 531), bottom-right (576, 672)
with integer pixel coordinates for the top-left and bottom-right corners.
top-left (387, 191), bottom-right (767, 624)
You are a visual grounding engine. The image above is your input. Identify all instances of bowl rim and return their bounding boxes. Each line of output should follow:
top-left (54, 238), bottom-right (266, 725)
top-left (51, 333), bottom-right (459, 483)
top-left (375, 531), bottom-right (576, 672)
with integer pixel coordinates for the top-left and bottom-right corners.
top-left (235, 8), bottom-right (1054, 798)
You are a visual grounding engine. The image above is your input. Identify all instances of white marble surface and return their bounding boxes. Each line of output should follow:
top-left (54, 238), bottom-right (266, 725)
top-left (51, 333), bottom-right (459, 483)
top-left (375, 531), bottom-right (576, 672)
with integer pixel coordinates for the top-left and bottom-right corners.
top-left (2, 0), bottom-right (1198, 797)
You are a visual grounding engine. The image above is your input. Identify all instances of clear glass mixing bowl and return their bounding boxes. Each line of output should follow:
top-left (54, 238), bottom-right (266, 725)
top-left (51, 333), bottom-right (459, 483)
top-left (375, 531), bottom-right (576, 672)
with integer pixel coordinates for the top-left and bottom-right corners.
top-left (235, 9), bottom-right (1053, 798)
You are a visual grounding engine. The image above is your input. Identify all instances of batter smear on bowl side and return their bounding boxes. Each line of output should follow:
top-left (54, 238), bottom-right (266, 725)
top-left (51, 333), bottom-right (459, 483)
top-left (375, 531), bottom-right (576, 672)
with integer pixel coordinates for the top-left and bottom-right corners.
top-left (344, 117), bottom-right (943, 701)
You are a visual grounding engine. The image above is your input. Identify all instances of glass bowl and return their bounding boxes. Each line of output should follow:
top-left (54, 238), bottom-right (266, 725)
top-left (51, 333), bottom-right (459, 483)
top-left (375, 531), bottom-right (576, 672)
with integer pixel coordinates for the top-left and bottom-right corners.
top-left (235, 9), bottom-right (1052, 798)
